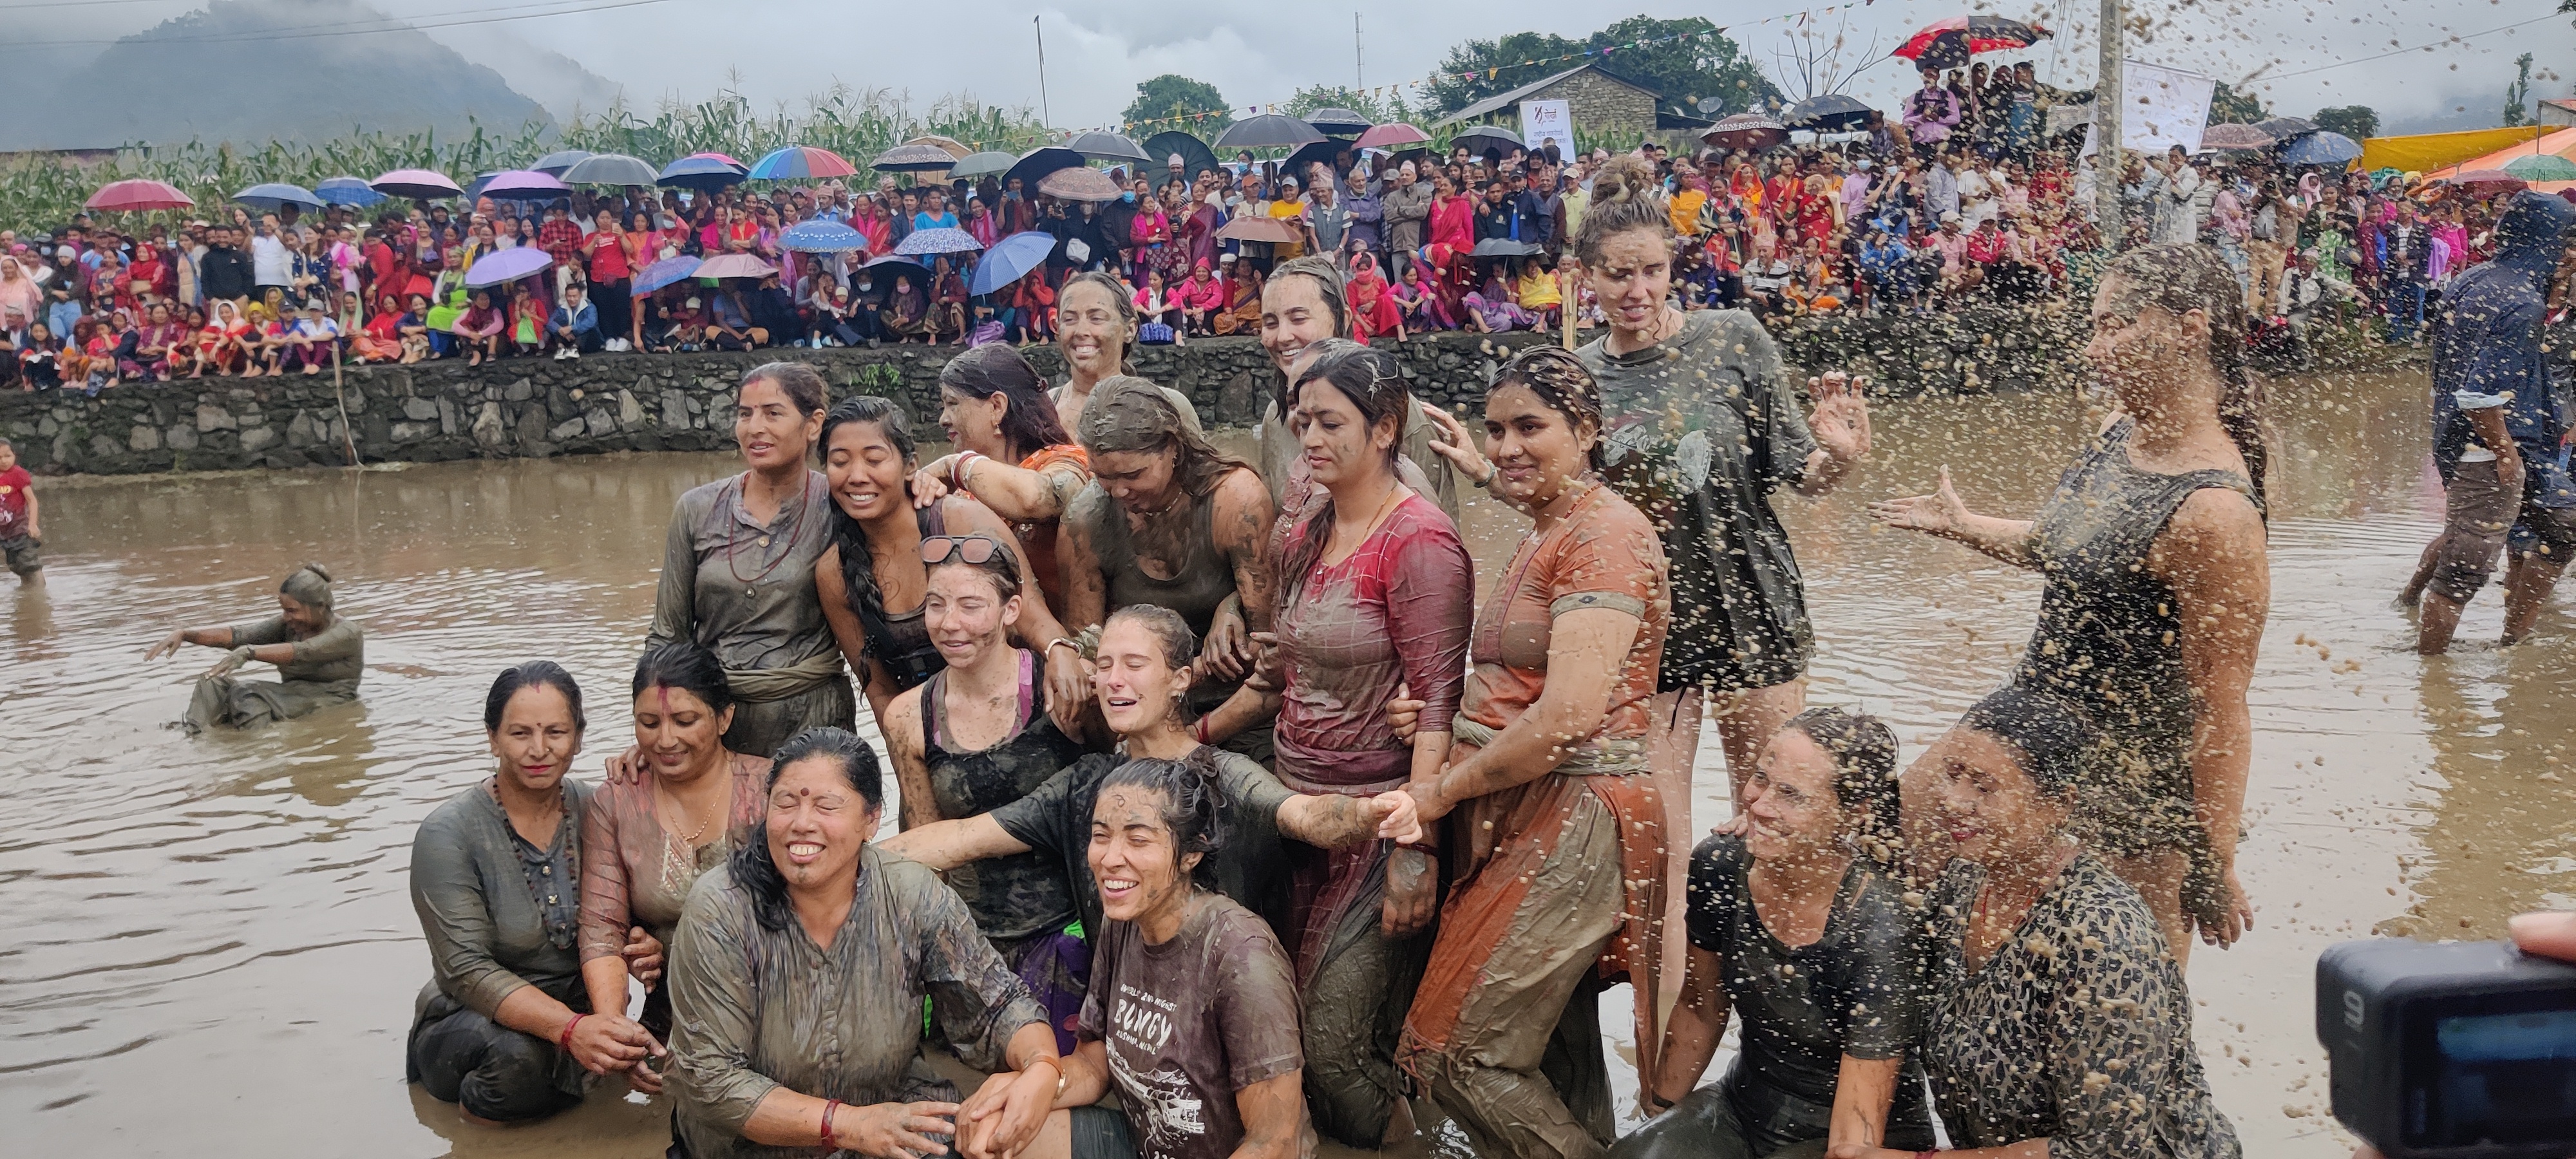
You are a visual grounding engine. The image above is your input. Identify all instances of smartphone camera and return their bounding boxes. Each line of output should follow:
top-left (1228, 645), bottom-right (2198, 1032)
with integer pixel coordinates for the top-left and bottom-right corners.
top-left (2316, 938), bottom-right (2576, 1158)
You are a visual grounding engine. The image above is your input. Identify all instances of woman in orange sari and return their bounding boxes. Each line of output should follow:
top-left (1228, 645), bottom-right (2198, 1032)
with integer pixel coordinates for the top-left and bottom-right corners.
top-left (1211, 259), bottom-right (1265, 336)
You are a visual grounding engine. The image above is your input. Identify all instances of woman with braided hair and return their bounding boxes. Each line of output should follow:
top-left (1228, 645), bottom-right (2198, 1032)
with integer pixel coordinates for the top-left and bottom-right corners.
top-left (1872, 241), bottom-right (2270, 963)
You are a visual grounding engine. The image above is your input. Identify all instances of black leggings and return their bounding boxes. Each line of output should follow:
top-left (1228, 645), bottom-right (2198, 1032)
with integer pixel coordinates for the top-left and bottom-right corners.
top-left (408, 1004), bottom-right (580, 1123)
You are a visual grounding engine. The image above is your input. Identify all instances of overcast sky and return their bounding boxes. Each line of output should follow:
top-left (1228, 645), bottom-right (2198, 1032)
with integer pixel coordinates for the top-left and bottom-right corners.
top-left (14, 0), bottom-right (2574, 137)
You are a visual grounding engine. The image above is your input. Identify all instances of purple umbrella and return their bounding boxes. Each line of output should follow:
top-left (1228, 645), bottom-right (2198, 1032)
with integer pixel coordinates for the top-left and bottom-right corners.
top-left (463, 247), bottom-right (553, 289)
top-left (478, 169), bottom-right (572, 202)
top-left (694, 252), bottom-right (777, 280)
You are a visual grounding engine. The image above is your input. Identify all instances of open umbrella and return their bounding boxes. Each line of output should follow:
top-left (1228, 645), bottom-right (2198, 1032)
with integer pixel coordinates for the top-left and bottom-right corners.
top-left (87, 179), bottom-right (196, 212)
top-left (372, 169), bottom-right (462, 200)
top-left (1215, 114), bottom-right (1328, 150)
top-left (969, 231), bottom-right (1058, 295)
top-left (1066, 131), bottom-right (1153, 164)
top-left (1784, 93), bottom-right (1873, 132)
top-left (561, 153), bottom-right (660, 187)
top-left (463, 247), bottom-right (553, 289)
top-left (2277, 131), bottom-right (2362, 167)
top-left (1283, 138), bottom-right (1359, 179)
top-left (2199, 124), bottom-right (2277, 152)
top-left (1303, 108), bottom-right (1372, 135)
top-left (314, 176), bottom-right (386, 207)
top-left (2434, 169), bottom-right (2529, 196)
top-left (1215, 216), bottom-right (1302, 245)
top-left (1354, 123), bottom-right (1431, 150)
top-left (531, 149), bottom-right (594, 176)
top-left (630, 255), bottom-right (703, 296)
top-left (1141, 131), bottom-right (1221, 180)
top-left (1450, 125), bottom-right (1524, 155)
top-left (871, 144), bottom-right (958, 173)
top-left (862, 253), bottom-right (934, 287)
top-left (1037, 167), bottom-right (1122, 202)
top-left (658, 155), bottom-right (748, 191)
top-left (751, 146), bottom-right (859, 181)
top-left (902, 135), bottom-right (972, 160)
top-left (1472, 238), bottom-right (1542, 259)
top-left (688, 151), bottom-right (747, 167)
top-left (1003, 146), bottom-right (1086, 192)
top-left (694, 253), bottom-right (777, 280)
top-left (234, 182), bottom-right (324, 212)
top-left (949, 151), bottom-right (1019, 180)
top-left (2504, 154), bottom-right (2576, 182)
top-left (781, 219), bottom-right (868, 253)
top-left (2256, 116), bottom-right (2320, 142)
top-left (1893, 16), bottom-right (2050, 70)
top-left (1702, 113), bottom-right (1789, 153)
top-left (479, 169), bottom-right (573, 202)
top-left (894, 227), bottom-right (984, 256)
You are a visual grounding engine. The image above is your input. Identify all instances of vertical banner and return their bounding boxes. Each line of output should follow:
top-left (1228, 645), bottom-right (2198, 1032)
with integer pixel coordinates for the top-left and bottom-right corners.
top-left (1520, 99), bottom-right (1575, 156)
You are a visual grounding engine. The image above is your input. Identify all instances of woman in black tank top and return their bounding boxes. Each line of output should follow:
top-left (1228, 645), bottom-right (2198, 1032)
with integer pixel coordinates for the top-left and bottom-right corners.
top-left (814, 396), bottom-right (1090, 732)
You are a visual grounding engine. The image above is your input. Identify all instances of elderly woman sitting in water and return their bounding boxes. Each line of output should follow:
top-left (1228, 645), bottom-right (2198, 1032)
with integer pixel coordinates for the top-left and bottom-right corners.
top-left (144, 562), bottom-right (365, 733)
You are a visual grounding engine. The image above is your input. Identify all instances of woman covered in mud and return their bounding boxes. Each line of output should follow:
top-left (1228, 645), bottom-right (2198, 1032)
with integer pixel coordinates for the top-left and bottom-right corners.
top-left (1049, 270), bottom-right (1203, 437)
top-left (1622, 708), bottom-right (1935, 1159)
top-left (1199, 337), bottom-right (1472, 1149)
top-left (909, 344), bottom-right (1095, 619)
top-left (147, 562), bottom-right (365, 733)
top-left (876, 534), bottom-right (1090, 1047)
top-left (645, 362), bottom-right (851, 759)
top-left (811, 395), bottom-right (1086, 731)
top-left (1569, 155), bottom-right (1874, 802)
top-left (1848, 686), bottom-right (2239, 1159)
top-left (408, 663), bottom-right (660, 1124)
top-left (1381, 345), bottom-right (1672, 1159)
top-left (1251, 256), bottom-right (1459, 526)
top-left (665, 727), bottom-right (1066, 1159)
top-left (1059, 377), bottom-right (1277, 757)
top-left (951, 757), bottom-right (1314, 1159)
top-left (1871, 242), bottom-right (2268, 961)
top-left (578, 643), bottom-right (771, 1064)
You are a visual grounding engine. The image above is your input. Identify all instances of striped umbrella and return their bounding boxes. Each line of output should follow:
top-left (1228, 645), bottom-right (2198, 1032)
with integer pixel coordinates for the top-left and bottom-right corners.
top-left (750, 146), bottom-right (860, 180)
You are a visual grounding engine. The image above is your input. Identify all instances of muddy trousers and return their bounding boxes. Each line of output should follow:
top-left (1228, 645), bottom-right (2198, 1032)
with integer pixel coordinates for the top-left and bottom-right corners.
top-left (1298, 853), bottom-right (1430, 1147)
top-left (1404, 788), bottom-right (1626, 1159)
top-left (408, 1004), bottom-right (580, 1123)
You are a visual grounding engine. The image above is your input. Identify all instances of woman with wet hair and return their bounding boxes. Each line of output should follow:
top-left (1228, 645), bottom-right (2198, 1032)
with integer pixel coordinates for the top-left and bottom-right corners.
top-left (909, 343), bottom-right (1095, 618)
top-left (1847, 687), bottom-right (2240, 1159)
top-left (1051, 271), bottom-right (1211, 438)
top-left (1624, 708), bottom-right (1935, 1159)
top-left (1385, 346), bottom-right (1672, 1159)
top-left (1060, 377), bottom-right (1277, 759)
top-left (877, 535), bottom-right (1090, 1048)
top-left (409, 663), bottom-right (659, 1124)
top-left (811, 395), bottom-right (1086, 732)
top-left (666, 727), bottom-right (1065, 1159)
top-left (1569, 155), bottom-right (1875, 820)
top-left (1872, 242), bottom-right (2269, 961)
top-left (146, 561), bottom-right (365, 733)
top-left (1251, 256), bottom-right (1459, 526)
top-left (579, 642), bottom-right (773, 1062)
top-left (643, 362), bottom-right (853, 760)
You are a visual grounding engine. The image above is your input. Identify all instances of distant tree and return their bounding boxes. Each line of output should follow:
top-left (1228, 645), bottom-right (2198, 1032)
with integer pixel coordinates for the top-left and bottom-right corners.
top-left (2313, 104), bottom-right (2380, 140)
top-left (1423, 15), bottom-right (1778, 117)
top-left (2208, 80), bottom-right (2271, 127)
top-left (2505, 53), bottom-right (2535, 127)
top-left (1123, 74), bottom-right (1229, 135)
top-left (1281, 85), bottom-right (1413, 127)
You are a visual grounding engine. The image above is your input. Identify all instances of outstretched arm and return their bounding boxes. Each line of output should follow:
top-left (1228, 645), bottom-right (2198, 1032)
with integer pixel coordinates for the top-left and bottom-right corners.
top-left (1866, 466), bottom-right (2038, 569)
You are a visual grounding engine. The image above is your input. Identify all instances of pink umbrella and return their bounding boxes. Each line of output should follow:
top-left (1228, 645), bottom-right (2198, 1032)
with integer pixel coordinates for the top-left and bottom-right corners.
top-left (86, 179), bottom-right (195, 212)
top-left (1354, 123), bottom-right (1432, 150)
top-left (687, 152), bottom-right (747, 168)
top-left (694, 253), bottom-right (777, 280)
top-left (371, 168), bottom-right (463, 200)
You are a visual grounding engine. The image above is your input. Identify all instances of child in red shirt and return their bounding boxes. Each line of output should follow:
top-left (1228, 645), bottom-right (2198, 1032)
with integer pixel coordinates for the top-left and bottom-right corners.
top-left (0, 437), bottom-right (42, 583)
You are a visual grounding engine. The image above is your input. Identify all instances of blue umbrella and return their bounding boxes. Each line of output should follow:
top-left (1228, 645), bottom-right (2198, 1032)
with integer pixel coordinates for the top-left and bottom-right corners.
top-left (894, 227), bottom-right (983, 257)
top-left (2276, 131), bottom-right (2362, 167)
top-left (630, 255), bottom-right (704, 296)
top-left (314, 176), bottom-right (386, 207)
top-left (658, 155), bottom-right (748, 191)
top-left (969, 231), bottom-right (1058, 295)
top-left (463, 170), bottom-right (505, 202)
top-left (234, 182), bottom-right (324, 212)
top-left (781, 219), bottom-right (867, 252)
top-left (463, 247), bottom-right (553, 289)
top-left (531, 148), bottom-right (594, 176)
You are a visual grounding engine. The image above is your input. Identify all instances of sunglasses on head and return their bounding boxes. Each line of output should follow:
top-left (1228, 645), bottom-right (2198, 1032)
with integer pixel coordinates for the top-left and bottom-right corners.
top-left (919, 534), bottom-right (1009, 567)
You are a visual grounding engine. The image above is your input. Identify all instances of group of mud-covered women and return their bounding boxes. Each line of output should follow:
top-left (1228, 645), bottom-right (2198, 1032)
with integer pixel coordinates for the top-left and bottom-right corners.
top-left (394, 154), bottom-right (2273, 1159)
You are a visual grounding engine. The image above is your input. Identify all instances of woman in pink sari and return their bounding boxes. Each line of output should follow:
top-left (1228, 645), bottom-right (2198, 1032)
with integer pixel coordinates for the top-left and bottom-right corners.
top-left (1345, 252), bottom-right (1405, 342)
top-left (1425, 171), bottom-right (1477, 321)
top-left (1391, 261), bottom-right (1450, 332)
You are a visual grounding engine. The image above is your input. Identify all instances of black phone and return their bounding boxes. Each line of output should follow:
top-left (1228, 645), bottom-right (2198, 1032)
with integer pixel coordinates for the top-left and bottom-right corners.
top-left (2316, 938), bottom-right (2576, 1158)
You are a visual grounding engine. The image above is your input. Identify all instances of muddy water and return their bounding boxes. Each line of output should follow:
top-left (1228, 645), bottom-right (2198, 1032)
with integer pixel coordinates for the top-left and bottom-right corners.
top-left (6, 366), bottom-right (2570, 1158)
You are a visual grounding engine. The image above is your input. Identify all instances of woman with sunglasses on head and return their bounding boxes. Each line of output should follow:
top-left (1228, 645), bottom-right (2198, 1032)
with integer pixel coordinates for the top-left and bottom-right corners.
top-left (815, 395), bottom-right (1088, 734)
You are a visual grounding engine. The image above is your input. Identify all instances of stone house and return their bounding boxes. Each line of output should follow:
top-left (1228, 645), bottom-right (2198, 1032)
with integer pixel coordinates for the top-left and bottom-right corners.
top-left (1433, 62), bottom-right (1665, 144)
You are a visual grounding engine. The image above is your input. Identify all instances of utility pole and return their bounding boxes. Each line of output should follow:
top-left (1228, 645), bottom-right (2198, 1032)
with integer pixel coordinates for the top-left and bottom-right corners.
top-left (1036, 15), bottom-right (1052, 127)
top-left (1355, 13), bottom-right (1365, 90)
top-left (2095, 0), bottom-right (2123, 250)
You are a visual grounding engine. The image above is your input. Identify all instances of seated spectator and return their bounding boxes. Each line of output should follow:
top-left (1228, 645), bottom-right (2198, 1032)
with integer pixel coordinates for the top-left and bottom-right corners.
top-left (1211, 257), bottom-right (1263, 335)
top-left (878, 274), bottom-right (931, 344)
top-left (1176, 259), bottom-right (1222, 337)
top-left (20, 321), bottom-right (62, 390)
top-left (930, 256), bottom-right (969, 343)
top-left (454, 289), bottom-right (505, 367)
top-left (1133, 269), bottom-right (1182, 343)
top-left (548, 283), bottom-right (601, 359)
top-left (130, 301), bottom-right (186, 382)
top-left (705, 283), bottom-right (767, 351)
top-left (808, 283), bottom-right (859, 348)
top-left (282, 302), bottom-right (340, 375)
top-left (1742, 240), bottom-right (1796, 317)
top-left (1929, 212), bottom-right (1979, 296)
top-left (1460, 269), bottom-right (1537, 332)
top-left (350, 293), bottom-right (408, 364)
top-left (192, 301), bottom-right (252, 377)
top-left (242, 303), bottom-right (288, 379)
top-left (1856, 226), bottom-right (1918, 312)
top-left (1514, 256), bottom-right (1562, 328)
top-left (507, 283), bottom-right (547, 358)
top-left (1346, 252), bottom-right (1404, 342)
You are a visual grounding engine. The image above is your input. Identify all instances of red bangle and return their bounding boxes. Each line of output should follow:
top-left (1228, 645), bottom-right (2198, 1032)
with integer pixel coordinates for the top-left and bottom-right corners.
top-left (557, 1013), bottom-right (585, 1054)
top-left (821, 1099), bottom-right (842, 1149)
top-left (1193, 717), bottom-right (1212, 744)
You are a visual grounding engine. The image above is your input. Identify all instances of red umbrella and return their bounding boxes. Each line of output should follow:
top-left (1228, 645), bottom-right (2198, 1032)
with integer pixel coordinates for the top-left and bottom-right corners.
top-left (1893, 16), bottom-right (2050, 68)
top-left (1355, 123), bottom-right (1431, 150)
top-left (86, 179), bottom-right (195, 212)
top-left (2432, 169), bottom-right (2528, 196)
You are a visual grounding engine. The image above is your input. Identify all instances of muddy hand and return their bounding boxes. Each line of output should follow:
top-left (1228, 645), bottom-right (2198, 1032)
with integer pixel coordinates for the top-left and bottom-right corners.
top-left (1418, 400), bottom-right (1494, 484)
top-left (1385, 681), bottom-right (1424, 743)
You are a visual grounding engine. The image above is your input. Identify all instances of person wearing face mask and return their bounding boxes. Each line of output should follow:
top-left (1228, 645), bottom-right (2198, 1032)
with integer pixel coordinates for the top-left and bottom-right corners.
top-left (580, 643), bottom-right (772, 1072)
top-left (409, 664), bottom-right (663, 1126)
top-left (145, 562), bottom-right (365, 733)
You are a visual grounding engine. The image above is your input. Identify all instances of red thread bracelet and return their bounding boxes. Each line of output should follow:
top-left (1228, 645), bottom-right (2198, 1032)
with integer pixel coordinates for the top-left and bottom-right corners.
top-left (1193, 717), bottom-right (1211, 744)
top-left (821, 1098), bottom-right (842, 1148)
top-left (557, 1013), bottom-right (585, 1054)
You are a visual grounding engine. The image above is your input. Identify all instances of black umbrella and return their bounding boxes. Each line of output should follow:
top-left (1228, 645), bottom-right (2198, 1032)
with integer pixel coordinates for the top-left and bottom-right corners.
top-left (1283, 138), bottom-right (1362, 180)
top-left (873, 144), bottom-right (960, 173)
top-left (1215, 114), bottom-right (1328, 150)
top-left (2256, 116), bottom-right (2320, 142)
top-left (1785, 93), bottom-right (1875, 132)
top-left (1066, 131), bottom-right (1153, 164)
top-left (1141, 131), bottom-right (1221, 182)
top-left (1303, 107), bottom-right (1372, 135)
top-left (1471, 238), bottom-right (1541, 258)
top-left (1449, 124), bottom-right (1524, 155)
top-left (1002, 146), bottom-right (1086, 192)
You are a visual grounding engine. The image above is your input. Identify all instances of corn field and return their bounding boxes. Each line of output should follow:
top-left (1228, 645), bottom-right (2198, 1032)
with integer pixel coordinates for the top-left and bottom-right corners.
top-left (0, 86), bottom-right (1046, 233)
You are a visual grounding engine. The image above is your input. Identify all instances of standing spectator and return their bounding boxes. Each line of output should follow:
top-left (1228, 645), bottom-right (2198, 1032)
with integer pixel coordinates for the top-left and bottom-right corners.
top-left (0, 437), bottom-right (40, 585)
top-left (1383, 161), bottom-right (1432, 278)
top-left (250, 216), bottom-right (294, 302)
top-left (537, 202), bottom-right (582, 295)
top-left (1902, 66), bottom-right (1963, 155)
top-left (1344, 168), bottom-right (1384, 258)
top-left (2380, 200), bottom-right (2432, 344)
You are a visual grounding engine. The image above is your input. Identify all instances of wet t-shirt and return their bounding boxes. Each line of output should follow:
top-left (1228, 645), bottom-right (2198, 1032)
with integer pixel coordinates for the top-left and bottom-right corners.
top-left (990, 747), bottom-right (1291, 937)
top-left (232, 614), bottom-right (366, 684)
top-left (1685, 834), bottom-right (1933, 1151)
top-left (0, 464), bottom-right (31, 538)
top-left (1463, 481), bottom-right (1667, 740)
top-left (1078, 893), bottom-right (1304, 1159)
top-left (1266, 494), bottom-right (1472, 786)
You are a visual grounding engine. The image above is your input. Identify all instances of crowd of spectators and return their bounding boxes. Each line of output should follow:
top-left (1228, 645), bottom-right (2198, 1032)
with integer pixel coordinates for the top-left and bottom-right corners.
top-left (0, 57), bottom-right (2506, 392)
